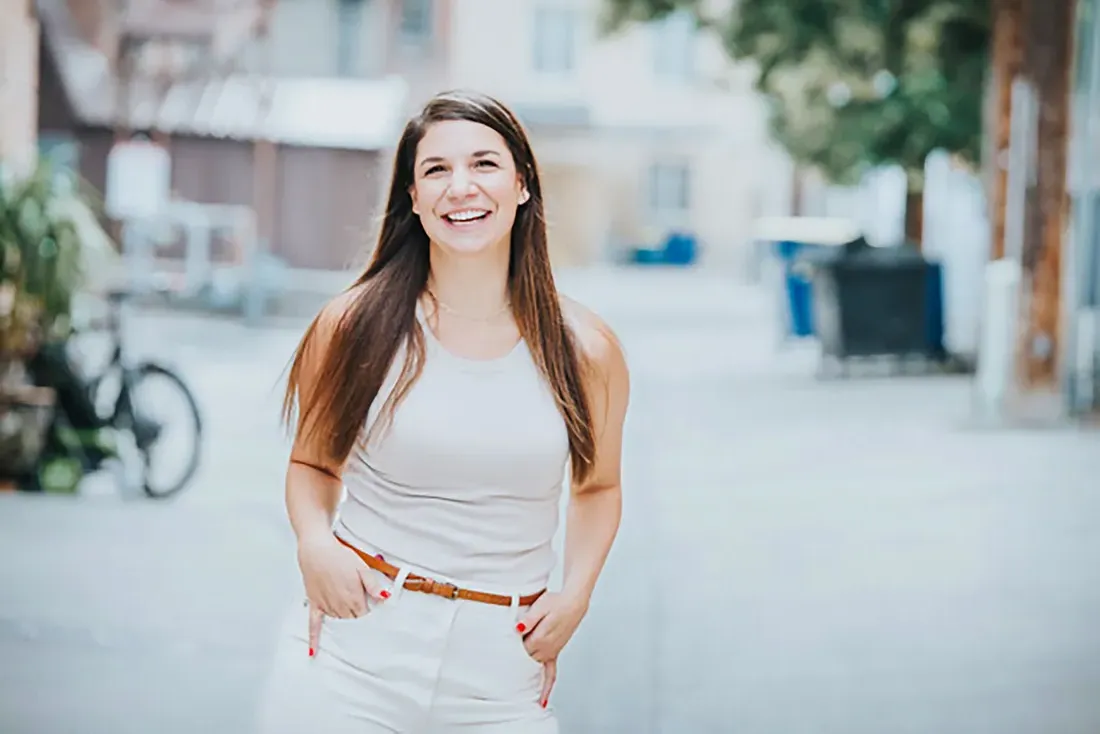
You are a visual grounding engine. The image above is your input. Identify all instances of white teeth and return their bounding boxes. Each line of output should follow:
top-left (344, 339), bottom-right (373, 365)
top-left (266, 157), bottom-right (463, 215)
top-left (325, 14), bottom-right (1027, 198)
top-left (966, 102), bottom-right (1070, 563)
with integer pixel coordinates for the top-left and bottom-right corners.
top-left (445, 210), bottom-right (489, 222)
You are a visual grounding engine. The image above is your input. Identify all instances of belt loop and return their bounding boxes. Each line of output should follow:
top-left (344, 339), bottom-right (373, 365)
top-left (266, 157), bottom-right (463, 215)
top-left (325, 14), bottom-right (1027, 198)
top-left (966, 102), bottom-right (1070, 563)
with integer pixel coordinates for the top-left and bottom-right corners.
top-left (392, 567), bottom-right (412, 600)
top-left (510, 593), bottom-right (520, 621)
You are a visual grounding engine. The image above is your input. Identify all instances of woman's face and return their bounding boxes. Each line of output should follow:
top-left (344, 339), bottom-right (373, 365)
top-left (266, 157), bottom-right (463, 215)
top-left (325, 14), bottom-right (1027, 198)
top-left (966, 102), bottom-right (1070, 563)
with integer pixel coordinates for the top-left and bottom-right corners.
top-left (409, 119), bottom-right (529, 257)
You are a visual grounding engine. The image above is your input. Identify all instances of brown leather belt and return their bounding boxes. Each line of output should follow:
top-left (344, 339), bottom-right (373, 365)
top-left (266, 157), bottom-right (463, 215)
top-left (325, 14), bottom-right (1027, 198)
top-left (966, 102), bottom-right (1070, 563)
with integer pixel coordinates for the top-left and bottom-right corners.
top-left (337, 536), bottom-right (546, 608)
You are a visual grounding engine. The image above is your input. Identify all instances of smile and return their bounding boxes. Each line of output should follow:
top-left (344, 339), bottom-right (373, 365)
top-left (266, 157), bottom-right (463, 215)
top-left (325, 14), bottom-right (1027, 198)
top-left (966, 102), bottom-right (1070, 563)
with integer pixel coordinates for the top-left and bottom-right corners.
top-left (442, 209), bottom-right (491, 225)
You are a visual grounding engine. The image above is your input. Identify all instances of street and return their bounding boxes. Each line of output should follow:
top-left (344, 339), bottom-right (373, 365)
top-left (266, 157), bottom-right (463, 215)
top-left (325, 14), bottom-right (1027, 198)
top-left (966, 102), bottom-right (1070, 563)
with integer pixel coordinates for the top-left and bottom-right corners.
top-left (1, 268), bottom-right (1099, 734)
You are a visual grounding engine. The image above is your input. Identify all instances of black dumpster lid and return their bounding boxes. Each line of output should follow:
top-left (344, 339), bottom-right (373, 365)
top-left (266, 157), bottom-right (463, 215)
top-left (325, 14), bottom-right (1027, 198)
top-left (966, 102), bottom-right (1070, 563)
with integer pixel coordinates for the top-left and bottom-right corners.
top-left (798, 237), bottom-right (926, 265)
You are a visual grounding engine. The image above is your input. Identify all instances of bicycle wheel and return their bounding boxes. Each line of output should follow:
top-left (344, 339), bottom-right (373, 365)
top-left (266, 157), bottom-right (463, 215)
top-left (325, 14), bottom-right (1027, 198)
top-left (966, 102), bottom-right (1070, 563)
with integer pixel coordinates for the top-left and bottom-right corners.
top-left (122, 362), bottom-right (203, 499)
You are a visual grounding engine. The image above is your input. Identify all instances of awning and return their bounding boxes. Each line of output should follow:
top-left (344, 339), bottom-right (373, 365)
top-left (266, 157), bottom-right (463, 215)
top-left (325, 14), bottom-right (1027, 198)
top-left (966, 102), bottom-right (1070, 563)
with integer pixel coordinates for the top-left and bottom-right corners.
top-left (38, 0), bottom-right (409, 150)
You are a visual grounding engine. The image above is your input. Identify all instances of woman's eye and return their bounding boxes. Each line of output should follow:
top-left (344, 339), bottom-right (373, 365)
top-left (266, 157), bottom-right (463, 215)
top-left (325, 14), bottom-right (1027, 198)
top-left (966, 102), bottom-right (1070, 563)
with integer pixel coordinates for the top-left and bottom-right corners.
top-left (425, 165), bottom-right (445, 175)
top-left (475, 160), bottom-right (498, 169)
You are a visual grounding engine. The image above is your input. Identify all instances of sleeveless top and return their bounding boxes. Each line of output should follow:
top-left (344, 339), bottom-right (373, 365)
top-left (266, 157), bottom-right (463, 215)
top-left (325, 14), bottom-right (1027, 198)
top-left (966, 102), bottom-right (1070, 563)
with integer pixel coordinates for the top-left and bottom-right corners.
top-left (334, 306), bottom-right (571, 594)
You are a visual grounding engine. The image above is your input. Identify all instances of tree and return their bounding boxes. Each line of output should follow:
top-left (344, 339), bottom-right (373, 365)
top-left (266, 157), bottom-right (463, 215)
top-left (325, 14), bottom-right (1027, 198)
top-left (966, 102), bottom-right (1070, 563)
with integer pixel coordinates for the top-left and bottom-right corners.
top-left (601, 0), bottom-right (990, 246)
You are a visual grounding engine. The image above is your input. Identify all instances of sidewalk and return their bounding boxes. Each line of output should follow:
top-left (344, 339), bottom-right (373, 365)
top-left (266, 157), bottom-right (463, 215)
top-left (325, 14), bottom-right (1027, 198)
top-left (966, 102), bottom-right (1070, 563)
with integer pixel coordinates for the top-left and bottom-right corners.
top-left (2, 269), bottom-right (1098, 734)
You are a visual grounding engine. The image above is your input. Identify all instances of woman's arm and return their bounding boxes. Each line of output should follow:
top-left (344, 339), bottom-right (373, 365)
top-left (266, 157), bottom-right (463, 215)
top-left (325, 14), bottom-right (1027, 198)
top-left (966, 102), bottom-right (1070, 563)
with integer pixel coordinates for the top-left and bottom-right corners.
top-left (518, 302), bottom-right (631, 628)
top-left (285, 463), bottom-right (343, 547)
top-left (517, 302), bottom-right (631, 707)
top-left (285, 295), bottom-right (349, 548)
top-left (283, 290), bottom-right (388, 629)
top-left (560, 315), bottom-right (631, 608)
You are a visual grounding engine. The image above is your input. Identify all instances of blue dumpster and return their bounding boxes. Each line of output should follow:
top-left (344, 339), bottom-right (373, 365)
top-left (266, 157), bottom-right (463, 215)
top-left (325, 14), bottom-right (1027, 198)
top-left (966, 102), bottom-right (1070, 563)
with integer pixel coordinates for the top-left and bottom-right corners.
top-left (628, 230), bottom-right (698, 266)
top-left (925, 260), bottom-right (946, 358)
top-left (755, 217), bottom-right (862, 339)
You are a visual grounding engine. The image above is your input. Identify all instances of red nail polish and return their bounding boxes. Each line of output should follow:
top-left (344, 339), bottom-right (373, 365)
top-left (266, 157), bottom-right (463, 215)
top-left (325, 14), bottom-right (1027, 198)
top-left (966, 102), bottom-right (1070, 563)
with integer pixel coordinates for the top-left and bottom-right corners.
top-left (515, 623), bottom-right (526, 633)
top-left (541, 698), bottom-right (548, 708)
top-left (380, 590), bottom-right (391, 599)
top-left (308, 647), bottom-right (315, 657)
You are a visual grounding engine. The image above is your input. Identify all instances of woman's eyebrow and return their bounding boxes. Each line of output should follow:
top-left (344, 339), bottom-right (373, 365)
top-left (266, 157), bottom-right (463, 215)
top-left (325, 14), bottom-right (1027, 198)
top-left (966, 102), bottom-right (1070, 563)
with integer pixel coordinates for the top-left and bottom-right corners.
top-left (419, 150), bottom-right (501, 167)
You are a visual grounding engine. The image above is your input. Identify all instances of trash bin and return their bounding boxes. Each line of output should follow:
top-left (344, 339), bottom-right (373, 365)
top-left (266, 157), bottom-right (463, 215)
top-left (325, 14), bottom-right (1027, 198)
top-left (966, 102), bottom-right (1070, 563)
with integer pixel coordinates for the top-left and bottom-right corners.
top-left (662, 231), bottom-right (697, 265)
top-left (627, 230), bottom-right (698, 266)
top-left (806, 237), bottom-right (946, 363)
top-left (754, 217), bottom-right (862, 339)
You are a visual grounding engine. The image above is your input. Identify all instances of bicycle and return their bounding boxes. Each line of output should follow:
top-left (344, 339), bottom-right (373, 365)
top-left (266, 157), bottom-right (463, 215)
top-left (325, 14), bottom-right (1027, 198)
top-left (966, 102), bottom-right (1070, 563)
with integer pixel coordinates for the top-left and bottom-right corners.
top-left (27, 289), bottom-right (204, 498)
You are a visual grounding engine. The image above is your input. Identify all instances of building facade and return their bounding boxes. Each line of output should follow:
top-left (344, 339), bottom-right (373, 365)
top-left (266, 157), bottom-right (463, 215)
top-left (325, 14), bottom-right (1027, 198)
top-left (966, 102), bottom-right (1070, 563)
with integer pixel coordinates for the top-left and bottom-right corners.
top-left (435, 0), bottom-right (774, 268)
top-left (36, 0), bottom-right (409, 271)
top-left (1065, 0), bottom-right (1100, 414)
top-left (0, 0), bottom-right (39, 178)
top-left (249, 0), bottom-right (776, 269)
top-left (36, 0), bottom-right (776, 273)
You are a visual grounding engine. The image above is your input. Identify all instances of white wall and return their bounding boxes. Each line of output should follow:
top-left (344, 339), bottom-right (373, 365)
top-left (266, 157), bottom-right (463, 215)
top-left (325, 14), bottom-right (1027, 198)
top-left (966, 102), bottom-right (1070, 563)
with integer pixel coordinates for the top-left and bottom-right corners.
top-left (0, 0), bottom-right (39, 178)
top-left (259, 0), bottom-right (388, 78)
top-left (445, 0), bottom-right (759, 131)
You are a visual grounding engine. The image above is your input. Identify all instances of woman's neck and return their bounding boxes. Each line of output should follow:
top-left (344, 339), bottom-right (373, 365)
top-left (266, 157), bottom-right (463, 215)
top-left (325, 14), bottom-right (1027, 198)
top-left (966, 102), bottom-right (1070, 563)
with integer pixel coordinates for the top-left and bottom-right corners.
top-left (426, 241), bottom-right (511, 318)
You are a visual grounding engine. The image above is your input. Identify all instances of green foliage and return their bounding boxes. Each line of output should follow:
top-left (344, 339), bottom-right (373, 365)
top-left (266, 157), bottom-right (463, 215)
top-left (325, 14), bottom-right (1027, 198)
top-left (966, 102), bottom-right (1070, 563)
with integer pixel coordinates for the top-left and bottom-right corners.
top-left (602, 0), bottom-right (991, 188)
top-left (0, 161), bottom-right (87, 356)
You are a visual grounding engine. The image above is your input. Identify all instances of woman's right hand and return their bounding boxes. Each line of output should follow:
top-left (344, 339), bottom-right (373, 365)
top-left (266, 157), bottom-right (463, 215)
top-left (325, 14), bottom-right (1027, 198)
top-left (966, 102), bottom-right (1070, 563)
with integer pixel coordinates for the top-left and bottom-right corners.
top-left (296, 532), bottom-right (392, 656)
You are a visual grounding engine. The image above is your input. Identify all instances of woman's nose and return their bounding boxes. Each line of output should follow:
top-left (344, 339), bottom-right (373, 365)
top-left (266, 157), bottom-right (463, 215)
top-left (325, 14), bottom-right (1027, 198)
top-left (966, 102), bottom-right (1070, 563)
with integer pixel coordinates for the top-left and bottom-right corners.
top-left (446, 167), bottom-right (476, 198)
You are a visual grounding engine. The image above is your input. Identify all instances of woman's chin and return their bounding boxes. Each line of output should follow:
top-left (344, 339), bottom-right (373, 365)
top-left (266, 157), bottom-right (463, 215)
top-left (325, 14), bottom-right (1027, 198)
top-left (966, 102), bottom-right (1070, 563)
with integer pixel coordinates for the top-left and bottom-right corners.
top-left (432, 233), bottom-right (508, 258)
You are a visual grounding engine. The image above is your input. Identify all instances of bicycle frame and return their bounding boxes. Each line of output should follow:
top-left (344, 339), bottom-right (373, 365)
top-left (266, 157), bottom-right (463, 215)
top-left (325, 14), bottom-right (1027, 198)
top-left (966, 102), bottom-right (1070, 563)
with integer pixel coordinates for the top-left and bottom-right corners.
top-left (93, 296), bottom-right (159, 448)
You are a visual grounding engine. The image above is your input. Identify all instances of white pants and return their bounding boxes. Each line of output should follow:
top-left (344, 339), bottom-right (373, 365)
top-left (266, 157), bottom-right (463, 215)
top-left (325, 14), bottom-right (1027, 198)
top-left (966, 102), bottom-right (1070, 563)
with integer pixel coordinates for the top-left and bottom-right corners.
top-left (255, 542), bottom-right (558, 733)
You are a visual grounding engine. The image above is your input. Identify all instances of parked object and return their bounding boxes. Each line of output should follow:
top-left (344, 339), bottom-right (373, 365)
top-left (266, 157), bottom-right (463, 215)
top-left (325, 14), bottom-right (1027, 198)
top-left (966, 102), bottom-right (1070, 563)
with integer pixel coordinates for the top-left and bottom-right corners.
top-left (805, 237), bottom-right (947, 374)
top-left (627, 231), bottom-right (698, 266)
top-left (754, 217), bottom-right (862, 340)
top-left (26, 290), bottom-right (203, 498)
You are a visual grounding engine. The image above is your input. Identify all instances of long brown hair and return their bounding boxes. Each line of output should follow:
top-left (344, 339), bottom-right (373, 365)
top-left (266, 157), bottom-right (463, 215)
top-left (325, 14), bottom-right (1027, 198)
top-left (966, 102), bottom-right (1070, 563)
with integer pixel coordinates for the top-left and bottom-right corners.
top-left (282, 90), bottom-right (596, 484)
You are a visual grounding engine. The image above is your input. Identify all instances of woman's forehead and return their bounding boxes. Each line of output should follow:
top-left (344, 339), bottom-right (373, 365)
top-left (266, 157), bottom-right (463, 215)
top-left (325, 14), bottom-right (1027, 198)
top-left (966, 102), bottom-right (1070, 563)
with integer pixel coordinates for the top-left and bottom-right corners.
top-left (416, 120), bottom-right (510, 161)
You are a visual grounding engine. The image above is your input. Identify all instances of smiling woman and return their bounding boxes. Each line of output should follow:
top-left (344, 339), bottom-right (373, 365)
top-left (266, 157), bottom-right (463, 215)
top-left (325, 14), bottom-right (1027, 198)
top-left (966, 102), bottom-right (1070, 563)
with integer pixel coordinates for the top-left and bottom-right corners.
top-left (255, 91), bottom-right (631, 733)
top-left (412, 122), bottom-right (530, 258)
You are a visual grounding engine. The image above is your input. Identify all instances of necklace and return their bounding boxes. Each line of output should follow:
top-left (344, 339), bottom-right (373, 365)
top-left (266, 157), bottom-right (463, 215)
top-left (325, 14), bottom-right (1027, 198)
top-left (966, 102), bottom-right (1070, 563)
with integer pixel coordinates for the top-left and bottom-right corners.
top-left (427, 290), bottom-right (510, 322)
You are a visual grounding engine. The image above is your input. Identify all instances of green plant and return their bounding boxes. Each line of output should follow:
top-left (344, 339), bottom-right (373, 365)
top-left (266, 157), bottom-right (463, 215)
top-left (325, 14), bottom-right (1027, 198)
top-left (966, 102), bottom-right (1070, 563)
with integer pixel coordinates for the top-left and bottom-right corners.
top-left (0, 161), bottom-right (86, 360)
top-left (601, 0), bottom-right (991, 243)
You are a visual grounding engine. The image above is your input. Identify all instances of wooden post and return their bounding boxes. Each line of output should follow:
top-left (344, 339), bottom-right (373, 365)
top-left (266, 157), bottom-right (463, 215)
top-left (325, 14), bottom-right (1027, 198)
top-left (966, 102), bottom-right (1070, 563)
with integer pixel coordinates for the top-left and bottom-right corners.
top-left (985, 0), bottom-right (1077, 394)
top-left (252, 138), bottom-right (277, 249)
top-left (251, 11), bottom-right (277, 260)
top-left (986, 0), bottom-right (1024, 262)
top-left (904, 187), bottom-right (924, 248)
top-left (1017, 0), bottom-right (1075, 387)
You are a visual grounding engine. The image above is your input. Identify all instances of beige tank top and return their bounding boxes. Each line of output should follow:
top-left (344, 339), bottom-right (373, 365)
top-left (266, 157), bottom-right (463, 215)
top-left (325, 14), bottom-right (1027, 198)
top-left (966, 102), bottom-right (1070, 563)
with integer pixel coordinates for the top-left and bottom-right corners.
top-left (334, 306), bottom-right (570, 594)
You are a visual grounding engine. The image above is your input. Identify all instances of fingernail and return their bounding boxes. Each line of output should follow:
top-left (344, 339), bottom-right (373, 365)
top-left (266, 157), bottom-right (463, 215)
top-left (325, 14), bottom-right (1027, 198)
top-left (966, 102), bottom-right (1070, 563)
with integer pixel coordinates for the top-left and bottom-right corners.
top-left (541, 698), bottom-right (548, 708)
top-left (380, 590), bottom-right (391, 600)
top-left (308, 647), bottom-right (315, 657)
top-left (515, 623), bottom-right (526, 633)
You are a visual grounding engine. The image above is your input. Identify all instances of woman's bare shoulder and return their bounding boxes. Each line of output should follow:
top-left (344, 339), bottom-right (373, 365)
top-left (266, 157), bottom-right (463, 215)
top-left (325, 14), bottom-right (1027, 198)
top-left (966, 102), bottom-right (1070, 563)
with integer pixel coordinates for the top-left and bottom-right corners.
top-left (559, 295), bottom-right (627, 374)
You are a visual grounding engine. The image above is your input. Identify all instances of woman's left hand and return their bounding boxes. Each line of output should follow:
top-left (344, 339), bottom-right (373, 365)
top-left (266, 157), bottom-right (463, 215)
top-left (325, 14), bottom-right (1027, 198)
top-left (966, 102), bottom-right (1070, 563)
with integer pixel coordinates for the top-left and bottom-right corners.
top-left (516, 591), bottom-right (589, 706)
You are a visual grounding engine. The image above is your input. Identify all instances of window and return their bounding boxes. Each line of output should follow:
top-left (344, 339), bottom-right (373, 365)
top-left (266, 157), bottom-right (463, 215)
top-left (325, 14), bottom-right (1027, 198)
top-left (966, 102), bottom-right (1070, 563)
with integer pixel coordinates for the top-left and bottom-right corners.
top-left (335, 0), bottom-right (366, 77)
top-left (400, 0), bottom-right (433, 42)
top-left (652, 10), bottom-right (696, 80)
top-left (533, 7), bottom-right (577, 74)
top-left (648, 162), bottom-right (691, 213)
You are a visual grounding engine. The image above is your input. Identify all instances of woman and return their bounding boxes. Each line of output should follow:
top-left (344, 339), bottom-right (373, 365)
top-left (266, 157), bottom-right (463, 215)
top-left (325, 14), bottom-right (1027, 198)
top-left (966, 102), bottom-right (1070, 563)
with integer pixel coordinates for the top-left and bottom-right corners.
top-left (256, 90), bottom-right (630, 733)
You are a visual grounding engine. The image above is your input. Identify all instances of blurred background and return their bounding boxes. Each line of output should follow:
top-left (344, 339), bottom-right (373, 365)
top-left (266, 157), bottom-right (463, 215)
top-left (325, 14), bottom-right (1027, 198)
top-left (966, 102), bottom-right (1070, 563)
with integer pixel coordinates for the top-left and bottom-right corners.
top-left (2, 0), bottom-right (1099, 732)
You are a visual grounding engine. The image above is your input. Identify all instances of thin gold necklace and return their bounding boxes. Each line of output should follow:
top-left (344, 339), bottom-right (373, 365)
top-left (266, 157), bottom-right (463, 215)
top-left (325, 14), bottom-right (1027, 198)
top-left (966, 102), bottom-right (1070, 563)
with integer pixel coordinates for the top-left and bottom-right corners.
top-left (427, 290), bottom-right (510, 322)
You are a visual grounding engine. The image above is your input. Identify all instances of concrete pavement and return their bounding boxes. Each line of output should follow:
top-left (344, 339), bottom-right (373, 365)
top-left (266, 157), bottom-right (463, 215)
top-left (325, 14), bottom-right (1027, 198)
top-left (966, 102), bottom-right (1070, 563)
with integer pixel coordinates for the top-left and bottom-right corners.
top-left (2, 268), bottom-right (1099, 734)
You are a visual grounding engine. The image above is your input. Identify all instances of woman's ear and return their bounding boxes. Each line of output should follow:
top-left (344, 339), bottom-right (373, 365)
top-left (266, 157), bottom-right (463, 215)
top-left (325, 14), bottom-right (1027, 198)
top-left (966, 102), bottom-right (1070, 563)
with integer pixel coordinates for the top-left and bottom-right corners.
top-left (409, 186), bottom-right (420, 215)
top-left (519, 188), bottom-right (531, 205)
